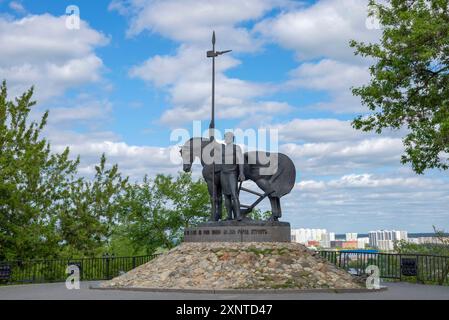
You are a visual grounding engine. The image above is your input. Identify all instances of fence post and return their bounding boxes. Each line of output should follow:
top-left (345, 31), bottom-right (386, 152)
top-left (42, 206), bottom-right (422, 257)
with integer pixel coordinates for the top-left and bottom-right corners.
top-left (416, 254), bottom-right (419, 284)
top-left (132, 257), bottom-right (136, 269)
top-left (104, 254), bottom-right (110, 280)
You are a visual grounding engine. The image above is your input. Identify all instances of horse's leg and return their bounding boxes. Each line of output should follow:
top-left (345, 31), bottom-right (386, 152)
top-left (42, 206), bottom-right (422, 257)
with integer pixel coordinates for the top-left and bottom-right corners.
top-left (268, 196), bottom-right (279, 221)
top-left (274, 197), bottom-right (282, 219)
top-left (206, 179), bottom-right (220, 221)
top-left (207, 182), bottom-right (216, 221)
top-left (216, 174), bottom-right (224, 220)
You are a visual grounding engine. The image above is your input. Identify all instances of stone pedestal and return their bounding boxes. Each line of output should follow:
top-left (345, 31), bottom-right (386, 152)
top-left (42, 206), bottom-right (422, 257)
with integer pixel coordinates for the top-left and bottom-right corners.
top-left (183, 220), bottom-right (291, 242)
top-left (100, 242), bottom-right (367, 290)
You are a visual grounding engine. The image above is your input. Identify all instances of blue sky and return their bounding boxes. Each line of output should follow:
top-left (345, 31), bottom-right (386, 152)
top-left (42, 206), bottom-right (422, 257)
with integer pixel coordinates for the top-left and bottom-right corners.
top-left (1, 0), bottom-right (448, 233)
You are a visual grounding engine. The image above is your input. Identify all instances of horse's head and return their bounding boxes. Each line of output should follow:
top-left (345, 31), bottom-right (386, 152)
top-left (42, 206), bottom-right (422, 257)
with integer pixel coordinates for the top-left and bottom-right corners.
top-left (180, 139), bottom-right (194, 172)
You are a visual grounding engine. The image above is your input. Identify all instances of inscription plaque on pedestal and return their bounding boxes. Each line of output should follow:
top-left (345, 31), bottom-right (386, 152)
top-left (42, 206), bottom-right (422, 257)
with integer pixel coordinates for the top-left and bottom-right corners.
top-left (184, 220), bottom-right (291, 242)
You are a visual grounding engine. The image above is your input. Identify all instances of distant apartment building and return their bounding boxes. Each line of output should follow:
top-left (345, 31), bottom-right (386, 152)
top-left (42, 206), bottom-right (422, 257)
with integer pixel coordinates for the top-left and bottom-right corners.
top-left (319, 232), bottom-right (335, 249)
top-left (395, 231), bottom-right (408, 242)
top-left (357, 237), bottom-right (369, 249)
top-left (409, 237), bottom-right (446, 245)
top-left (291, 228), bottom-right (327, 244)
top-left (377, 240), bottom-right (394, 251)
top-left (345, 233), bottom-right (358, 241)
top-left (291, 228), bottom-right (337, 248)
top-left (368, 230), bottom-right (408, 251)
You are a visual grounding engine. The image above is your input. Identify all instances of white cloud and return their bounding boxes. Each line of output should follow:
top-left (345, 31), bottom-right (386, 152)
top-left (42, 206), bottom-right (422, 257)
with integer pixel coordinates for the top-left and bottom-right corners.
top-left (284, 59), bottom-right (371, 113)
top-left (252, 0), bottom-right (382, 114)
top-left (112, 0), bottom-right (300, 127)
top-left (110, 0), bottom-right (283, 52)
top-left (0, 14), bottom-right (108, 100)
top-left (9, 1), bottom-right (26, 14)
top-left (47, 99), bottom-right (113, 125)
top-left (286, 173), bottom-right (449, 232)
top-left (268, 118), bottom-right (373, 143)
top-left (255, 0), bottom-right (380, 62)
top-left (130, 45), bottom-right (289, 126)
top-left (280, 137), bottom-right (404, 177)
top-left (288, 59), bottom-right (369, 91)
top-left (47, 129), bottom-right (182, 181)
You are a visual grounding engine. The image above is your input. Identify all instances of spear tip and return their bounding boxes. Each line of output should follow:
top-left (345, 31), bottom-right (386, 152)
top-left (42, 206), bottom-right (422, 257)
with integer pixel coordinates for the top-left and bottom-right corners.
top-left (212, 30), bottom-right (216, 45)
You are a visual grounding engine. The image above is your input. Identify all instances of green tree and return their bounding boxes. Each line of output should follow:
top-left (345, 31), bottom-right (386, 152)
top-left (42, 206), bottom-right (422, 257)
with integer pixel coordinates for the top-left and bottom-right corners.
top-left (0, 82), bottom-right (79, 260)
top-left (247, 208), bottom-right (272, 220)
top-left (395, 226), bottom-right (449, 256)
top-left (115, 173), bottom-right (209, 255)
top-left (58, 154), bottom-right (128, 258)
top-left (0, 81), bottom-right (216, 260)
top-left (350, 0), bottom-right (449, 174)
top-left (0, 81), bottom-right (129, 260)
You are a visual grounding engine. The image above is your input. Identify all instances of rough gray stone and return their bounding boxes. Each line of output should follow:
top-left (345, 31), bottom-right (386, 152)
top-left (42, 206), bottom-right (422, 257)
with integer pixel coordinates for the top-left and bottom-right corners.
top-left (101, 242), bottom-right (363, 290)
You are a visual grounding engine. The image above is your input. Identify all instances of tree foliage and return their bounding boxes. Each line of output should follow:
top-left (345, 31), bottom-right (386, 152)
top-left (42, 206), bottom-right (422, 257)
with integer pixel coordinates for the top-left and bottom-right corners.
top-left (58, 154), bottom-right (128, 258)
top-left (350, 0), bottom-right (449, 173)
top-left (2, 81), bottom-right (277, 260)
top-left (395, 226), bottom-right (449, 255)
top-left (115, 173), bottom-right (210, 255)
top-left (0, 82), bottom-right (80, 260)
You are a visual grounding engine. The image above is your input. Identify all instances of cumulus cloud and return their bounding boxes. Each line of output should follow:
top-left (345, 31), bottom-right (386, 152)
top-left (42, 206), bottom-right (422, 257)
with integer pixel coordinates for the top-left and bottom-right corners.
top-left (0, 14), bottom-right (109, 100)
top-left (46, 129), bottom-right (182, 181)
top-left (284, 59), bottom-right (371, 113)
top-left (254, 0), bottom-right (380, 62)
top-left (46, 99), bottom-right (113, 128)
top-left (130, 45), bottom-right (290, 126)
top-left (109, 0), bottom-right (283, 51)
top-left (268, 118), bottom-right (370, 143)
top-left (110, 0), bottom-right (302, 127)
top-left (286, 173), bottom-right (449, 232)
top-left (252, 0), bottom-right (383, 114)
top-left (280, 137), bottom-right (404, 178)
top-left (9, 1), bottom-right (26, 14)
top-left (288, 59), bottom-right (369, 91)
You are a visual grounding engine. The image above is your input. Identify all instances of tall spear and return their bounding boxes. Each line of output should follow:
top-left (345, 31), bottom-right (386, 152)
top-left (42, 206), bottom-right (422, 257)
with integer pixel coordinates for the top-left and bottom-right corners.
top-left (206, 31), bottom-right (231, 220)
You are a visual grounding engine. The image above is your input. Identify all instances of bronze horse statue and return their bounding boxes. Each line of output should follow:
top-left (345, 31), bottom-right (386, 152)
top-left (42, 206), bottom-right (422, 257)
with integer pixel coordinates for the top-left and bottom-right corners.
top-left (180, 137), bottom-right (296, 221)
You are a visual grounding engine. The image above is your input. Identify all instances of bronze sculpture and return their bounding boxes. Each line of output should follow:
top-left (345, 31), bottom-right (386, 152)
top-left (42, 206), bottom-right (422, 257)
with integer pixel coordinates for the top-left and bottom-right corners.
top-left (180, 137), bottom-right (296, 222)
top-left (221, 132), bottom-right (245, 221)
top-left (179, 32), bottom-right (296, 223)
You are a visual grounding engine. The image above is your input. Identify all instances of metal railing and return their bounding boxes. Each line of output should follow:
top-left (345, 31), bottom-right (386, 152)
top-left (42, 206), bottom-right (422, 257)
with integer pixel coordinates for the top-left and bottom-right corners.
top-left (0, 254), bottom-right (159, 285)
top-left (319, 250), bottom-right (449, 285)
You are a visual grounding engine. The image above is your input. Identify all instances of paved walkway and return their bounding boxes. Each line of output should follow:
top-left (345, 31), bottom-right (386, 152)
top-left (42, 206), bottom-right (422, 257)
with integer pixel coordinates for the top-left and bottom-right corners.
top-left (0, 281), bottom-right (448, 300)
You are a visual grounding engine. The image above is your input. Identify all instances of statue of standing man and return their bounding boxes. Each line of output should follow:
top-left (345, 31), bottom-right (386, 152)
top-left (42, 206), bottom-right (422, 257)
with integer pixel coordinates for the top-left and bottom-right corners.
top-left (221, 132), bottom-right (245, 221)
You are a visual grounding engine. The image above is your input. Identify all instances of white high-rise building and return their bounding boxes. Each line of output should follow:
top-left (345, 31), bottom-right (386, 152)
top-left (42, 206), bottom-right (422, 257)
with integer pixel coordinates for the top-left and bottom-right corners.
top-left (346, 233), bottom-right (358, 241)
top-left (377, 240), bottom-right (394, 251)
top-left (291, 228), bottom-right (329, 245)
top-left (395, 230), bottom-right (408, 242)
top-left (357, 237), bottom-right (369, 249)
top-left (368, 230), bottom-right (408, 250)
top-left (320, 232), bottom-right (333, 248)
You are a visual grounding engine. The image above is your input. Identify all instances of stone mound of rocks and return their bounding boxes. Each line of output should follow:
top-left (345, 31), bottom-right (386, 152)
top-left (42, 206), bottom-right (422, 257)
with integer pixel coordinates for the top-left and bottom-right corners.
top-left (101, 242), bottom-right (364, 290)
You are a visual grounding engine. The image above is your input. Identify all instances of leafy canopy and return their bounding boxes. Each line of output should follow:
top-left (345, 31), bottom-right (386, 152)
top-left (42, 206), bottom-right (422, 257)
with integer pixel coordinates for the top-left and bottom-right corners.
top-left (351, 0), bottom-right (449, 174)
top-left (1, 80), bottom-right (270, 260)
